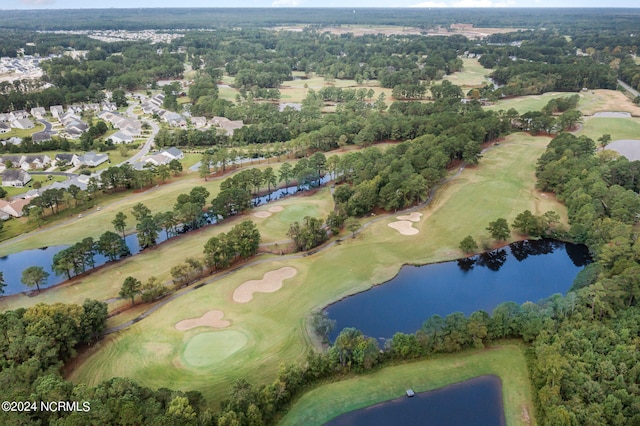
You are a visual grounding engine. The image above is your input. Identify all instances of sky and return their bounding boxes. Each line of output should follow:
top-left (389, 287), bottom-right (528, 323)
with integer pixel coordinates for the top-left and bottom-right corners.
top-left (4, 0), bottom-right (640, 9)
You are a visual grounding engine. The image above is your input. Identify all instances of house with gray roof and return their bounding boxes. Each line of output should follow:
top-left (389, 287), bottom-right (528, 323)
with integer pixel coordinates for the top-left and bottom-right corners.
top-left (109, 131), bottom-right (134, 144)
top-left (12, 118), bottom-right (34, 130)
top-left (161, 147), bottom-right (184, 160)
top-left (74, 151), bottom-right (108, 167)
top-left (50, 105), bottom-right (64, 118)
top-left (0, 169), bottom-right (31, 187)
top-left (0, 123), bottom-right (9, 134)
top-left (30, 107), bottom-right (47, 118)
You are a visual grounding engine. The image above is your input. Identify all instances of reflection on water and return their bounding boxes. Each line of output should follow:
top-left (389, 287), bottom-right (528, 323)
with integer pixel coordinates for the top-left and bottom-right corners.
top-left (325, 375), bottom-right (505, 426)
top-left (326, 240), bottom-right (590, 341)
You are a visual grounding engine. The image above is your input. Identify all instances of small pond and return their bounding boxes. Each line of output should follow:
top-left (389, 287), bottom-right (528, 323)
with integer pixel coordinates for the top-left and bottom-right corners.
top-left (325, 375), bottom-right (505, 426)
top-left (326, 239), bottom-right (590, 341)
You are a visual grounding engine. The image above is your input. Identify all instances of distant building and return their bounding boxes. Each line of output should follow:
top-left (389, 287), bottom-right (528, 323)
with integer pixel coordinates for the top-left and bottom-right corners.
top-left (74, 151), bottom-right (108, 167)
top-left (11, 118), bottom-right (34, 130)
top-left (0, 198), bottom-right (31, 218)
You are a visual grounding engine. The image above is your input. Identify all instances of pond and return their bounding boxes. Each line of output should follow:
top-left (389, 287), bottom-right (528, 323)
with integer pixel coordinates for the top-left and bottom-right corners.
top-left (325, 375), bottom-right (505, 426)
top-left (0, 176), bottom-right (331, 296)
top-left (326, 239), bottom-right (590, 341)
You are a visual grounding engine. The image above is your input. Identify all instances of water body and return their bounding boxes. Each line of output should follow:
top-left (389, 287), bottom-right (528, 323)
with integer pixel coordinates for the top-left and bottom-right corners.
top-left (606, 139), bottom-right (640, 161)
top-left (325, 375), bottom-right (505, 426)
top-left (326, 239), bottom-right (590, 341)
top-left (0, 176), bottom-right (330, 296)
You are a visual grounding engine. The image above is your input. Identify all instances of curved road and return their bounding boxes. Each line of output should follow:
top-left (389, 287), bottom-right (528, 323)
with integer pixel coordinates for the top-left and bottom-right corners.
top-left (618, 79), bottom-right (640, 99)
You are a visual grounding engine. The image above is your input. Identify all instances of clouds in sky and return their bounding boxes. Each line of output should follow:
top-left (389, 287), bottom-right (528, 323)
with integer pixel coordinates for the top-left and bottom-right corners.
top-left (20, 0), bottom-right (56, 5)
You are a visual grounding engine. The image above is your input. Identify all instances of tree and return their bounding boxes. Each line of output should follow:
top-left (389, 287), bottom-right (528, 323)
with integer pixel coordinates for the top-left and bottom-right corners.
top-left (345, 217), bottom-right (360, 238)
top-left (97, 231), bottom-right (130, 261)
top-left (598, 133), bottom-right (612, 149)
top-left (278, 162), bottom-right (293, 192)
top-left (512, 210), bottom-right (543, 237)
top-left (112, 212), bottom-right (127, 238)
top-left (119, 276), bottom-right (142, 306)
top-left (21, 266), bottom-right (49, 292)
top-left (459, 235), bottom-right (478, 254)
top-left (486, 218), bottom-right (511, 241)
top-left (169, 159), bottom-right (183, 176)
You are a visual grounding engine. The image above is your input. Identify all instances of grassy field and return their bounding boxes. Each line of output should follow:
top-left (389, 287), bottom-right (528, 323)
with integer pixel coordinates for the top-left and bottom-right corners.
top-left (484, 89), bottom-right (640, 117)
top-left (280, 343), bottom-right (535, 426)
top-left (61, 132), bottom-right (564, 406)
top-left (577, 116), bottom-right (640, 142)
top-left (443, 57), bottom-right (492, 89)
top-left (1, 122), bottom-right (45, 139)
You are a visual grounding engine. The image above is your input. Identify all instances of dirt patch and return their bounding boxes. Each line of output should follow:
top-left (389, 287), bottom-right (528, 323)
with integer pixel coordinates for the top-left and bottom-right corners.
top-left (521, 406), bottom-right (531, 425)
top-left (388, 221), bottom-right (419, 235)
top-left (268, 205), bottom-right (284, 213)
top-left (233, 267), bottom-right (298, 303)
top-left (175, 310), bottom-right (230, 330)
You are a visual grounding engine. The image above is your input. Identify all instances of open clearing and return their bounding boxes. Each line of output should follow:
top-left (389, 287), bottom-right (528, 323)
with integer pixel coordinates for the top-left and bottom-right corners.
top-left (443, 58), bottom-right (492, 88)
top-left (280, 343), bottom-right (534, 426)
top-left (577, 116), bottom-right (640, 142)
top-left (66, 132), bottom-right (564, 406)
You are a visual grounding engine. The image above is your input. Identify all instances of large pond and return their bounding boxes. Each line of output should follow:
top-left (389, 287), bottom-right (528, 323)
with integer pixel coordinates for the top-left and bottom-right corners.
top-left (325, 375), bottom-right (505, 426)
top-left (326, 239), bottom-right (590, 341)
top-left (0, 176), bottom-right (330, 296)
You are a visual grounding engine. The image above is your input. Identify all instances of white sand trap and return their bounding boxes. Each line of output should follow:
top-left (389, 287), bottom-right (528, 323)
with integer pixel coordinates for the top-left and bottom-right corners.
top-left (396, 212), bottom-right (422, 222)
top-left (175, 310), bottom-right (230, 331)
top-left (268, 205), bottom-right (284, 213)
top-left (607, 140), bottom-right (640, 161)
top-left (388, 221), bottom-right (419, 235)
top-left (593, 111), bottom-right (631, 118)
top-left (233, 267), bottom-right (297, 303)
top-left (252, 211), bottom-right (272, 218)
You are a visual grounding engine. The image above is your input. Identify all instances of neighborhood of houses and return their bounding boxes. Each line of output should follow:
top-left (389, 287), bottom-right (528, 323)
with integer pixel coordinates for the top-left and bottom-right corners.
top-left (0, 146), bottom-right (184, 220)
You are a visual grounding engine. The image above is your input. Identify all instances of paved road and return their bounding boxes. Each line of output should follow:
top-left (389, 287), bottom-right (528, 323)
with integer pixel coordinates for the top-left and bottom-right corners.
top-left (618, 79), bottom-right (640, 99)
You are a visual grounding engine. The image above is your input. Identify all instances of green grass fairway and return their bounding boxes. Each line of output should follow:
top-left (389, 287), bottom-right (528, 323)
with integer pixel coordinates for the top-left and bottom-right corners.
top-left (182, 331), bottom-right (248, 368)
top-left (443, 58), bottom-right (492, 88)
top-left (280, 343), bottom-right (534, 426)
top-left (577, 117), bottom-right (640, 142)
top-left (484, 92), bottom-right (588, 114)
top-left (65, 133), bottom-right (564, 407)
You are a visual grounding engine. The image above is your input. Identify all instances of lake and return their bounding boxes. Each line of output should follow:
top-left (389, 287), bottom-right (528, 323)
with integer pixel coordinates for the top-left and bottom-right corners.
top-left (326, 239), bottom-right (590, 341)
top-left (325, 375), bottom-right (505, 426)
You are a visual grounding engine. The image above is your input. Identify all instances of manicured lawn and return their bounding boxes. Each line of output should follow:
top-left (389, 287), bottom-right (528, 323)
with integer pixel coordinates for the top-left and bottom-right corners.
top-left (280, 343), bottom-right (534, 426)
top-left (1, 122), bottom-right (45, 139)
top-left (2, 173), bottom-right (67, 198)
top-left (60, 133), bottom-right (563, 407)
top-left (577, 116), bottom-right (640, 142)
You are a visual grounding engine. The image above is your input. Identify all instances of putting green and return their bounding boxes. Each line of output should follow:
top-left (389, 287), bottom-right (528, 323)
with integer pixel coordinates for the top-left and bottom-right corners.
top-left (182, 331), bottom-right (248, 368)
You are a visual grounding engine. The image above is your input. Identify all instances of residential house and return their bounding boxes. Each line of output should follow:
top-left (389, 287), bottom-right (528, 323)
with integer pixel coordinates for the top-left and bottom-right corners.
top-left (0, 198), bottom-right (31, 218)
top-left (109, 131), bottom-right (134, 144)
top-left (211, 116), bottom-right (244, 136)
top-left (12, 118), bottom-right (34, 129)
top-left (0, 113), bottom-right (10, 122)
top-left (9, 110), bottom-right (29, 120)
top-left (164, 112), bottom-right (186, 127)
top-left (160, 147), bottom-right (184, 160)
top-left (0, 123), bottom-right (9, 134)
top-left (145, 153), bottom-right (172, 166)
top-left (55, 153), bottom-right (79, 166)
top-left (21, 155), bottom-right (51, 171)
top-left (30, 107), bottom-right (47, 118)
top-left (191, 116), bottom-right (207, 128)
top-left (74, 151), bottom-right (108, 167)
top-left (50, 105), bottom-right (64, 118)
top-left (32, 132), bottom-right (54, 143)
top-left (101, 102), bottom-right (117, 112)
top-left (0, 137), bottom-right (21, 146)
top-left (0, 169), bottom-right (32, 187)
top-left (67, 104), bottom-right (83, 114)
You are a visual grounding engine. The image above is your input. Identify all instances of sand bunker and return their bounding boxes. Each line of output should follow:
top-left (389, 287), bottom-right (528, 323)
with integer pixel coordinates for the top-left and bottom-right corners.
top-left (252, 205), bottom-right (284, 218)
top-left (175, 310), bottom-right (230, 331)
top-left (252, 211), bottom-right (272, 218)
top-left (607, 140), bottom-right (640, 161)
top-left (388, 221), bottom-right (419, 235)
top-left (233, 267), bottom-right (297, 303)
top-left (396, 212), bottom-right (423, 222)
top-left (593, 111), bottom-right (632, 118)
